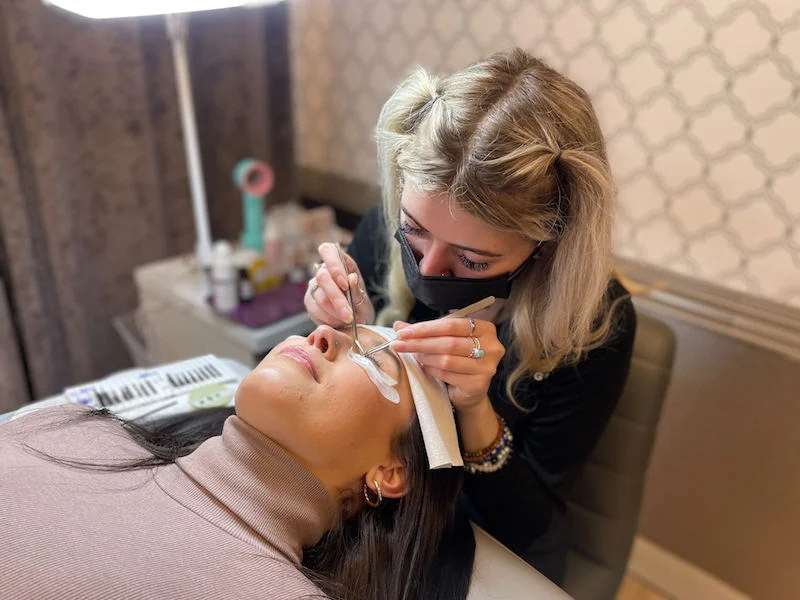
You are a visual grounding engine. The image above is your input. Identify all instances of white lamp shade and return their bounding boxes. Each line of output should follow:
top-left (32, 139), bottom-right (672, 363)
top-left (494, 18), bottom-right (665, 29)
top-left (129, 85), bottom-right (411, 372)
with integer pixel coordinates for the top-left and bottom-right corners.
top-left (44, 0), bottom-right (277, 19)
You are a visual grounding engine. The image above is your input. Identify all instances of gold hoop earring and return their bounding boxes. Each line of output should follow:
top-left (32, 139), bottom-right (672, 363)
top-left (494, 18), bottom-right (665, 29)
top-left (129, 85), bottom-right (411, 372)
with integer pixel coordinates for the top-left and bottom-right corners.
top-left (363, 479), bottom-right (382, 508)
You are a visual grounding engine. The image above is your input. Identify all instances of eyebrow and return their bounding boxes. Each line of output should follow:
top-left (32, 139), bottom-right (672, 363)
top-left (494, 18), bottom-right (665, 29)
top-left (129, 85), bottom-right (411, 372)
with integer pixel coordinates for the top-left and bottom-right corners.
top-left (401, 206), bottom-right (504, 258)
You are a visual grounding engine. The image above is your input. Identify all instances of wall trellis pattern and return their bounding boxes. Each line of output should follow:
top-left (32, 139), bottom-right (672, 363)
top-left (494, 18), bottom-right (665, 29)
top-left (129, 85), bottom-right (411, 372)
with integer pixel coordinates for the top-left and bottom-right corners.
top-left (290, 0), bottom-right (800, 308)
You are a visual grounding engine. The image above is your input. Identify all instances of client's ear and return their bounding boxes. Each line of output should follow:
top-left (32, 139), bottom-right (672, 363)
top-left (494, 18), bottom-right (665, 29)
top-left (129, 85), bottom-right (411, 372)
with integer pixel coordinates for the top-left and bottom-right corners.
top-left (367, 460), bottom-right (408, 499)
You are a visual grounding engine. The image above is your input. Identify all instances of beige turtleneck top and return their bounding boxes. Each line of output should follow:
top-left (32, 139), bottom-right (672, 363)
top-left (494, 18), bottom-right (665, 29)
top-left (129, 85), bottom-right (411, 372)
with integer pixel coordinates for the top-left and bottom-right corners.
top-left (0, 404), bottom-right (336, 599)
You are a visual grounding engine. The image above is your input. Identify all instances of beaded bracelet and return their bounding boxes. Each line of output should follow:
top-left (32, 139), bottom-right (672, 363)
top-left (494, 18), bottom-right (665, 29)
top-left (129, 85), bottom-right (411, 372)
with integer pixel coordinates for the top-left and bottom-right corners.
top-left (463, 415), bottom-right (504, 461)
top-left (463, 417), bottom-right (514, 475)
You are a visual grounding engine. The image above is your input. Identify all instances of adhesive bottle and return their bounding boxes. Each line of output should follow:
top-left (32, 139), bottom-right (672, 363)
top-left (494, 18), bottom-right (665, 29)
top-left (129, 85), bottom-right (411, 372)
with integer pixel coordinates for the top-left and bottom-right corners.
top-left (238, 267), bottom-right (255, 302)
top-left (212, 241), bottom-right (240, 314)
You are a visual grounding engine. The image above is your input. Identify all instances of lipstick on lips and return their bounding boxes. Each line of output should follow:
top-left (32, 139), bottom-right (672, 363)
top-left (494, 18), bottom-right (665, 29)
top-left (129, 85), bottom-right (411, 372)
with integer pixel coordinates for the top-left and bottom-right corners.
top-left (278, 346), bottom-right (318, 382)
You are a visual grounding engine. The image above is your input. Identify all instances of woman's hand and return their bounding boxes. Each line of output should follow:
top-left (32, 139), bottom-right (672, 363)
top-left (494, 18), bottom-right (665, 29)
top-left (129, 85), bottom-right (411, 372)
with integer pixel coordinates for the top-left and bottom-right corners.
top-left (391, 317), bottom-right (505, 411)
top-left (304, 243), bottom-right (375, 327)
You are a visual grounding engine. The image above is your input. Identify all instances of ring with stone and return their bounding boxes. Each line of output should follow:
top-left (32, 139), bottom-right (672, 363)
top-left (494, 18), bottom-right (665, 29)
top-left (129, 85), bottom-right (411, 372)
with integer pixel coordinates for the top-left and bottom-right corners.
top-left (311, 262), bottom-right (323, 274)
top-left (468, 336), bottom-right (484, 359)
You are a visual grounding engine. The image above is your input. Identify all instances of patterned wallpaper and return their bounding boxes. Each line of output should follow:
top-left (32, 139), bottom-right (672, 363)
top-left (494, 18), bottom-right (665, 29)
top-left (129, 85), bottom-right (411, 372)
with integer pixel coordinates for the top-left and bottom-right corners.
top-left (289, 0), bottom-right (800, 308)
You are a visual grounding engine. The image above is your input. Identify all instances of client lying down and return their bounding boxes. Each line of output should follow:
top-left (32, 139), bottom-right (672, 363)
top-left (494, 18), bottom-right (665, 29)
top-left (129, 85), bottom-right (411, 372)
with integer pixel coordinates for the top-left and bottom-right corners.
top-left (0, 325), bottom-right (475, 600)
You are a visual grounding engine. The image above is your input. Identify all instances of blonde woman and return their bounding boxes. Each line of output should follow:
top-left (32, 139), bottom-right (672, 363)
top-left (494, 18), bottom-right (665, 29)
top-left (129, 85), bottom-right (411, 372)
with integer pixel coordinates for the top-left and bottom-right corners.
top-left (305, 48), bottom-right (636, 584)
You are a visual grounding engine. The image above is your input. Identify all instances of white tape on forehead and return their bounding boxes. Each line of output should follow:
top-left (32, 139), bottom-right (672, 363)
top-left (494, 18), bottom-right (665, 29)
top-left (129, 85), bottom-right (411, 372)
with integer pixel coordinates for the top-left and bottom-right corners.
top-left (361, 326), bottom-right (463, 469)
top-left (347, 349), bottom-right (400, 404)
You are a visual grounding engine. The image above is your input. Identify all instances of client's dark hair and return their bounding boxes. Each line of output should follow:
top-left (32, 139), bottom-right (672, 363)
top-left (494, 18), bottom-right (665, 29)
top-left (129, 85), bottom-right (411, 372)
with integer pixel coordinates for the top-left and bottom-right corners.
top-left (304, 412), bottom-right (474, 600)
top-left (35, 407), bottom-right (474, 600)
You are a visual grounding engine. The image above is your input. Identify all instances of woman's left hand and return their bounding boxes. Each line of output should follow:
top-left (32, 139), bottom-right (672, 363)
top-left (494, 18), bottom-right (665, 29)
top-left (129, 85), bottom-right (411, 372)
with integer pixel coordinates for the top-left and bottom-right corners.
top-left (391, 318), bottom-right (505, 410)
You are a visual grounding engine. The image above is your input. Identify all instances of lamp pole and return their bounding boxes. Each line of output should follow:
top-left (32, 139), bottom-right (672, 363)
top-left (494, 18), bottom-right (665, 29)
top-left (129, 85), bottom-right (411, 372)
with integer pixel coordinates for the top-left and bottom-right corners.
top-left (43, 1), bottom-right (277, 280)
top-left (165, 13), bottom-right (214, 278)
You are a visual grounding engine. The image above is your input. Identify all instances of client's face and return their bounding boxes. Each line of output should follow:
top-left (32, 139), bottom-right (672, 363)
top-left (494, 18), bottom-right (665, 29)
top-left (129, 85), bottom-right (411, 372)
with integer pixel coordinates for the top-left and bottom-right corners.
top-left (235, 325), bottom-right (414, 492)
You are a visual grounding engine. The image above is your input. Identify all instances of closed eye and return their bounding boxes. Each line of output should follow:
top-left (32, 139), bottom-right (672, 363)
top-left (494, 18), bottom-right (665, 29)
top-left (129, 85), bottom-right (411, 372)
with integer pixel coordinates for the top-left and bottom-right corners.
top-left (457, 253), bottom-right (490, 272)
top-left (366, 353), bottom-right (385, 369)
top-left (399, 221), bottom-right (424, 236)
top-left (343, 325), bottom-right (402, 379)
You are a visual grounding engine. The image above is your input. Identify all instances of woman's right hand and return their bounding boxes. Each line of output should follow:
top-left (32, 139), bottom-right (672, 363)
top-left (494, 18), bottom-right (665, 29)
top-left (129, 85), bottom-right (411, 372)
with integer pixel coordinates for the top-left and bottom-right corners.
top-left (304, 243), bottom-right (375, 327)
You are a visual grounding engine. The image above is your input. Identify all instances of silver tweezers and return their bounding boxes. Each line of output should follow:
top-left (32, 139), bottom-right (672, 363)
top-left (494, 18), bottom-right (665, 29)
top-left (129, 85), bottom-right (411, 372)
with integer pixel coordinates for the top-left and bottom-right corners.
top-left (363, 296), bottom-right (496, 358)
top-left (337, 243), bottom-right (366, 355)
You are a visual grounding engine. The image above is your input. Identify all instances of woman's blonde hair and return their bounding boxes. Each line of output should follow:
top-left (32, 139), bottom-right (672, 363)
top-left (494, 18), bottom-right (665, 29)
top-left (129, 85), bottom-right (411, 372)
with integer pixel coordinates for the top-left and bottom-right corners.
top-left (375, 48), bottom-right (620, 409)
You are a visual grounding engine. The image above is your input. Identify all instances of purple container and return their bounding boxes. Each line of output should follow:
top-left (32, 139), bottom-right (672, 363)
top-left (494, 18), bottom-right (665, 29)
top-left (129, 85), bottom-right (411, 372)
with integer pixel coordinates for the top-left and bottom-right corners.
top-left (210, 281), bottom-right (308, 328)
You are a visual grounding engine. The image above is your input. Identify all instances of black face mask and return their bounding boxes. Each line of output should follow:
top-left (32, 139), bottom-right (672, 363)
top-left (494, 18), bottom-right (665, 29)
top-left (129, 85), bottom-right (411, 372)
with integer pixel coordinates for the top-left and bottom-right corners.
top-left (394, 229), bottom-right (543, 312)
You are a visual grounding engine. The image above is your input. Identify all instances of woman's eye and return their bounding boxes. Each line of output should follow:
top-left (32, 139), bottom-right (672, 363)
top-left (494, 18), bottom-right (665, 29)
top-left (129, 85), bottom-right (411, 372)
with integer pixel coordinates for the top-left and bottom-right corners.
top-left (457, 253), bottom-right (490, 273)
top-left (400, 221), bottom-right (424, 236)
top-left (367, 354), bottom-right (385, 370)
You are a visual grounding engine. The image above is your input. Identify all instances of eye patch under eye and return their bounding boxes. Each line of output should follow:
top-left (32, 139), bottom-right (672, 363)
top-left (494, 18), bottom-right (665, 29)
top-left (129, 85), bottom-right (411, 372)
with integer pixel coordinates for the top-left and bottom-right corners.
top-left (347, 349), bottom-right (399, 404)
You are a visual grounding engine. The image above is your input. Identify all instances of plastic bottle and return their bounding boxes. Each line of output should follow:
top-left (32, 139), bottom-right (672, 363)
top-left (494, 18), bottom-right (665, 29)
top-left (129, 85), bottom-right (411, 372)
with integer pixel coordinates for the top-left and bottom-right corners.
top-left (212, 241), bottom-right (240, 314)
top-left (281, 203), bottom-right (306, 271)
top-left (264, 211), bottom-right (285, 277)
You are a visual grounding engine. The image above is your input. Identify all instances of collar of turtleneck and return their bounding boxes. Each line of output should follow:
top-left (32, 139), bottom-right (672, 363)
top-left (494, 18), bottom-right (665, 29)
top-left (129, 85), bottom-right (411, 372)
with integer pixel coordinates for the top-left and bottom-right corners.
top-left (155, 415), bottom-right (337, 565)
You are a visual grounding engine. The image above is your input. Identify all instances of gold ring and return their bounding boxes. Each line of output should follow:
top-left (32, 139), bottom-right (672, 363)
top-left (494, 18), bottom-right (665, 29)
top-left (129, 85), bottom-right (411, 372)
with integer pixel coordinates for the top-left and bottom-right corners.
top-left (354, 287), bottom-right (367, 306)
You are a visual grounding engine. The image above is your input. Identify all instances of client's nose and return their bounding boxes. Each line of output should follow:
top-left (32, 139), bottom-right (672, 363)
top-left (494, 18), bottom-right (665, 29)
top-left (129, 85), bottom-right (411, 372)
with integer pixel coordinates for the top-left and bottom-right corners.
top-left (307, 325), bottom-right (350, 360)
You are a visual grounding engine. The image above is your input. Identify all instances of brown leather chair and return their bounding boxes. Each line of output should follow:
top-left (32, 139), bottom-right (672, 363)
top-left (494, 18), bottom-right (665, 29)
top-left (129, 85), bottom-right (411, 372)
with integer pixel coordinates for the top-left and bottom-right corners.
top-left (561, 312), bottom-right (676, 600)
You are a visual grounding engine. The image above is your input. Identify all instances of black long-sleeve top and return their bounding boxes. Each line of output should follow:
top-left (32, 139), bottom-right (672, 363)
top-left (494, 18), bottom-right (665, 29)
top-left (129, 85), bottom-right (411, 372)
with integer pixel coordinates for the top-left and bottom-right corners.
top-left (348, 207), bottom-right (636, 583)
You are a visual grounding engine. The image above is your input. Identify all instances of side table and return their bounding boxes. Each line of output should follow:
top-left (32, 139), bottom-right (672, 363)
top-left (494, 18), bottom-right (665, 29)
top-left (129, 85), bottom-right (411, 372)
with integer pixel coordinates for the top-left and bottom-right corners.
top-left (133, 255), bottom-right (315, 367)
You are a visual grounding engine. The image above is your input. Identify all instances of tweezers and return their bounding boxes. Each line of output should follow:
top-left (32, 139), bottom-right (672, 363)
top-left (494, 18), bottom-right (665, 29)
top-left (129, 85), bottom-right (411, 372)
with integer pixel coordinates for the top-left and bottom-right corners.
top-left (363, 296), bottom-right (496, 358)
top-left (337, 243), bottom-right (366, 355)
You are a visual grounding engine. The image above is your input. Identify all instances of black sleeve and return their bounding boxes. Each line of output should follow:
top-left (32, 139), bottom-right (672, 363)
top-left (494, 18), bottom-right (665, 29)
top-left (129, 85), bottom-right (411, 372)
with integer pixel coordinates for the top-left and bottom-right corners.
top-left (346, 205), bottom-right (390, 315)
top-left (463, 439), bottom-right (558, 552)
top-left (463, 285), bottom-right (637, 553)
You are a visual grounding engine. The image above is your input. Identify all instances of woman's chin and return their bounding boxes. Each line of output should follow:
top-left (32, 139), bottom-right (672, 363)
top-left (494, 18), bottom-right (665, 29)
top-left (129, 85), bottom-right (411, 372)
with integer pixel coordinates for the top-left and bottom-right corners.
top-left (237, 365), bottom-right (303, 410)
top-left (235, 369), bottom-right (307, 439)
